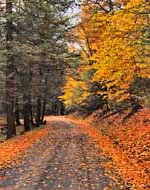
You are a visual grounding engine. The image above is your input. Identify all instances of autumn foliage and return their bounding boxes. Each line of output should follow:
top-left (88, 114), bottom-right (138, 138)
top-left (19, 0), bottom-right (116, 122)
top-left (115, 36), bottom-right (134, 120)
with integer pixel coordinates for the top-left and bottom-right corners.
top-left (61, 0), bottom-right (150, 110)
top-left (0, 126), bottom-right (51, 169)
top-left (62, 2), bottom-right (150, 187)
top-left (71, 108), bottom-right (150, 190)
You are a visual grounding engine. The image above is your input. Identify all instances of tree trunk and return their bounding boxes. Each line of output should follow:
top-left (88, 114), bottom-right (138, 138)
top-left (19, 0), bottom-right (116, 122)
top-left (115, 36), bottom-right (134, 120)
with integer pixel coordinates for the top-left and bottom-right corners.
top-left (23, 95), bottom-right (31, 132)
top-left (40, 98), bottom-right (46, 124)
top-left (36, 97), bottom-right (41, 127)
top-left (15, 100), bottom-right (21, 126)
top-left (29, 96), bottom-right (35, 126)
top-left (57, 101), bottom-right (61, 116)
top-left (60, 102), bottom-right (65, 115)
top-left (6, 0), bottom-right (16, 139)
top-left (6, 101), bottom-right (16, 138)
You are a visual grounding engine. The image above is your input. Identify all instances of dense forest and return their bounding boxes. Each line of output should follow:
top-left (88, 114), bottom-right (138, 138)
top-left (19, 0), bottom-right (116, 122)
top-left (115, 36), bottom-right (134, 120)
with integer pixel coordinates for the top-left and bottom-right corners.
top-left (0, 1), bottom-right (149, 190)
top-left (0, 0), bottom-right (74, 139)
top-left (0, 0), bottom-right (149, 138)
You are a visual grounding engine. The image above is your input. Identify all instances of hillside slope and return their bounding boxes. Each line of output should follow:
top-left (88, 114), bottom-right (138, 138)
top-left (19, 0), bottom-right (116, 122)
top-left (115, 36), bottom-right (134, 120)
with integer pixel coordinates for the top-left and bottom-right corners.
top-left (71, 108), bottom-right (150, 190)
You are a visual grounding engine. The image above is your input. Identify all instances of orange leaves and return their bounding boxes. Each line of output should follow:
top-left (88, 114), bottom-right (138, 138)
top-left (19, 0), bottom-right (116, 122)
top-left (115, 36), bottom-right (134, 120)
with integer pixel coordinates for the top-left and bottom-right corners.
top-left (0, 127), bottom-right (50, 169)
top-left (70, 108), bottom-right (150, 190)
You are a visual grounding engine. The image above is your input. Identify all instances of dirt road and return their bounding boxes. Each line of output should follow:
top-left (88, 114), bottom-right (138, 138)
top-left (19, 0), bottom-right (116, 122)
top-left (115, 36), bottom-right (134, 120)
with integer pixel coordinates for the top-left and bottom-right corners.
top-left (0, 117), bottom-right (120, 190)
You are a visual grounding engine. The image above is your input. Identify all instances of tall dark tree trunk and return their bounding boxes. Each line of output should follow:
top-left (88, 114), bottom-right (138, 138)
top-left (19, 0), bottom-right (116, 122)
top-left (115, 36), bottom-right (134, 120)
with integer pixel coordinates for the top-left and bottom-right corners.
top-left (57, 101), bottom-right (61, 116)
top-left (40, 75), bottom-right (47, 123)
top-left (60, 102), bottom-right (65, 115)
top-left (36, 97), bottom-right (41, 127)
top-left (15, 99), bottom-right (21, 126)
top-left (28, 95), bottom-right (35, 126)
top-left (6, 0), bottom-right (16, 138)
top-left (23, 95), bottom-right (31, 132)
top-left (29, 102), bottom-right (35, 126)
top-left (40, 98), bottom-right (46, 123)
top-left (6, 100), bottom-right (16, 138)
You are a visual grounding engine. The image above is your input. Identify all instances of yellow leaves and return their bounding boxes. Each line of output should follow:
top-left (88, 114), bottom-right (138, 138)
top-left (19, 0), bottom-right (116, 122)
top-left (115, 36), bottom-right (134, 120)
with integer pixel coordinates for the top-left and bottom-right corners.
top-left (126, 0), bottom-right (148, 9)
top-left (62, 0), bottom-right (150, 108)
top-left (86, 1), bottom-right (150, 102)
top-left (137, 65), bottom-right (150, 78)
top-left (60, 77), bottom-right (90, 108)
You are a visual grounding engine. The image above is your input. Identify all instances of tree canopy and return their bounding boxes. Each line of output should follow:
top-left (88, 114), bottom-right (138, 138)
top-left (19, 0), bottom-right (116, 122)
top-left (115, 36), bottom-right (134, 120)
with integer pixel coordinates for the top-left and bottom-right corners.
top-left (61, 0), bottom-right (150, 113)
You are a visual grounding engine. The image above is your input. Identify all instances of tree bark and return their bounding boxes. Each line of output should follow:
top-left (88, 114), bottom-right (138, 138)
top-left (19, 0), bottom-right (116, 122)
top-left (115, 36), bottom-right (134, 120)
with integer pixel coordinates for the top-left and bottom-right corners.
top-left (36, 97), bottom-right (41, 127)
top-left (23, 95), bottom-right (31, 132)
top-left (6, 0), bottom-right (16, 138)
top-left (28, 96), bottom-right (35, 126)
top-left (15, 100), bottom-right (21, 126)
top-left (40, 98), bottom-right (46, 124)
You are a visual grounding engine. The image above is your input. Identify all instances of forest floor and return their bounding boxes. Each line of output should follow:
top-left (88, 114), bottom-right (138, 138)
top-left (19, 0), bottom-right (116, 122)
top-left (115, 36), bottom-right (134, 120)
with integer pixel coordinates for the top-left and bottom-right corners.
top-left (0, 116), bottom-right (122, 190)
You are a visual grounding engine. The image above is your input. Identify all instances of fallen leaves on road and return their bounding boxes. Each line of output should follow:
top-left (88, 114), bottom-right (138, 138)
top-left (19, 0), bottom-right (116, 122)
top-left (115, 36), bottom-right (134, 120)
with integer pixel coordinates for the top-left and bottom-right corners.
top-left (0, 126), bottom-right (51, 170)
top-left (69, 109), bottom-right (150, 190)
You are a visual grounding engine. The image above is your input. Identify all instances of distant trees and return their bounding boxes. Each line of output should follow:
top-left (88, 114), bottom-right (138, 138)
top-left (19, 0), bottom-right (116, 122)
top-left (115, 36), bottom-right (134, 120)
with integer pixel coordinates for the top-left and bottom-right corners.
top-left (0, 0), bottom-right (73, 138)
top-left (5, 0), bottom-right (16, 138)
top-left (61, 0), bottom-right (150, 114)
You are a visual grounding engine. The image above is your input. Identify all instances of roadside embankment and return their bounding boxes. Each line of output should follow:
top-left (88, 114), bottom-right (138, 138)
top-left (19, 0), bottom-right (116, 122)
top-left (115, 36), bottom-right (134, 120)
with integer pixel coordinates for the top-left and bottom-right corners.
top-left (68, 108), bottom-right (150, 190)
